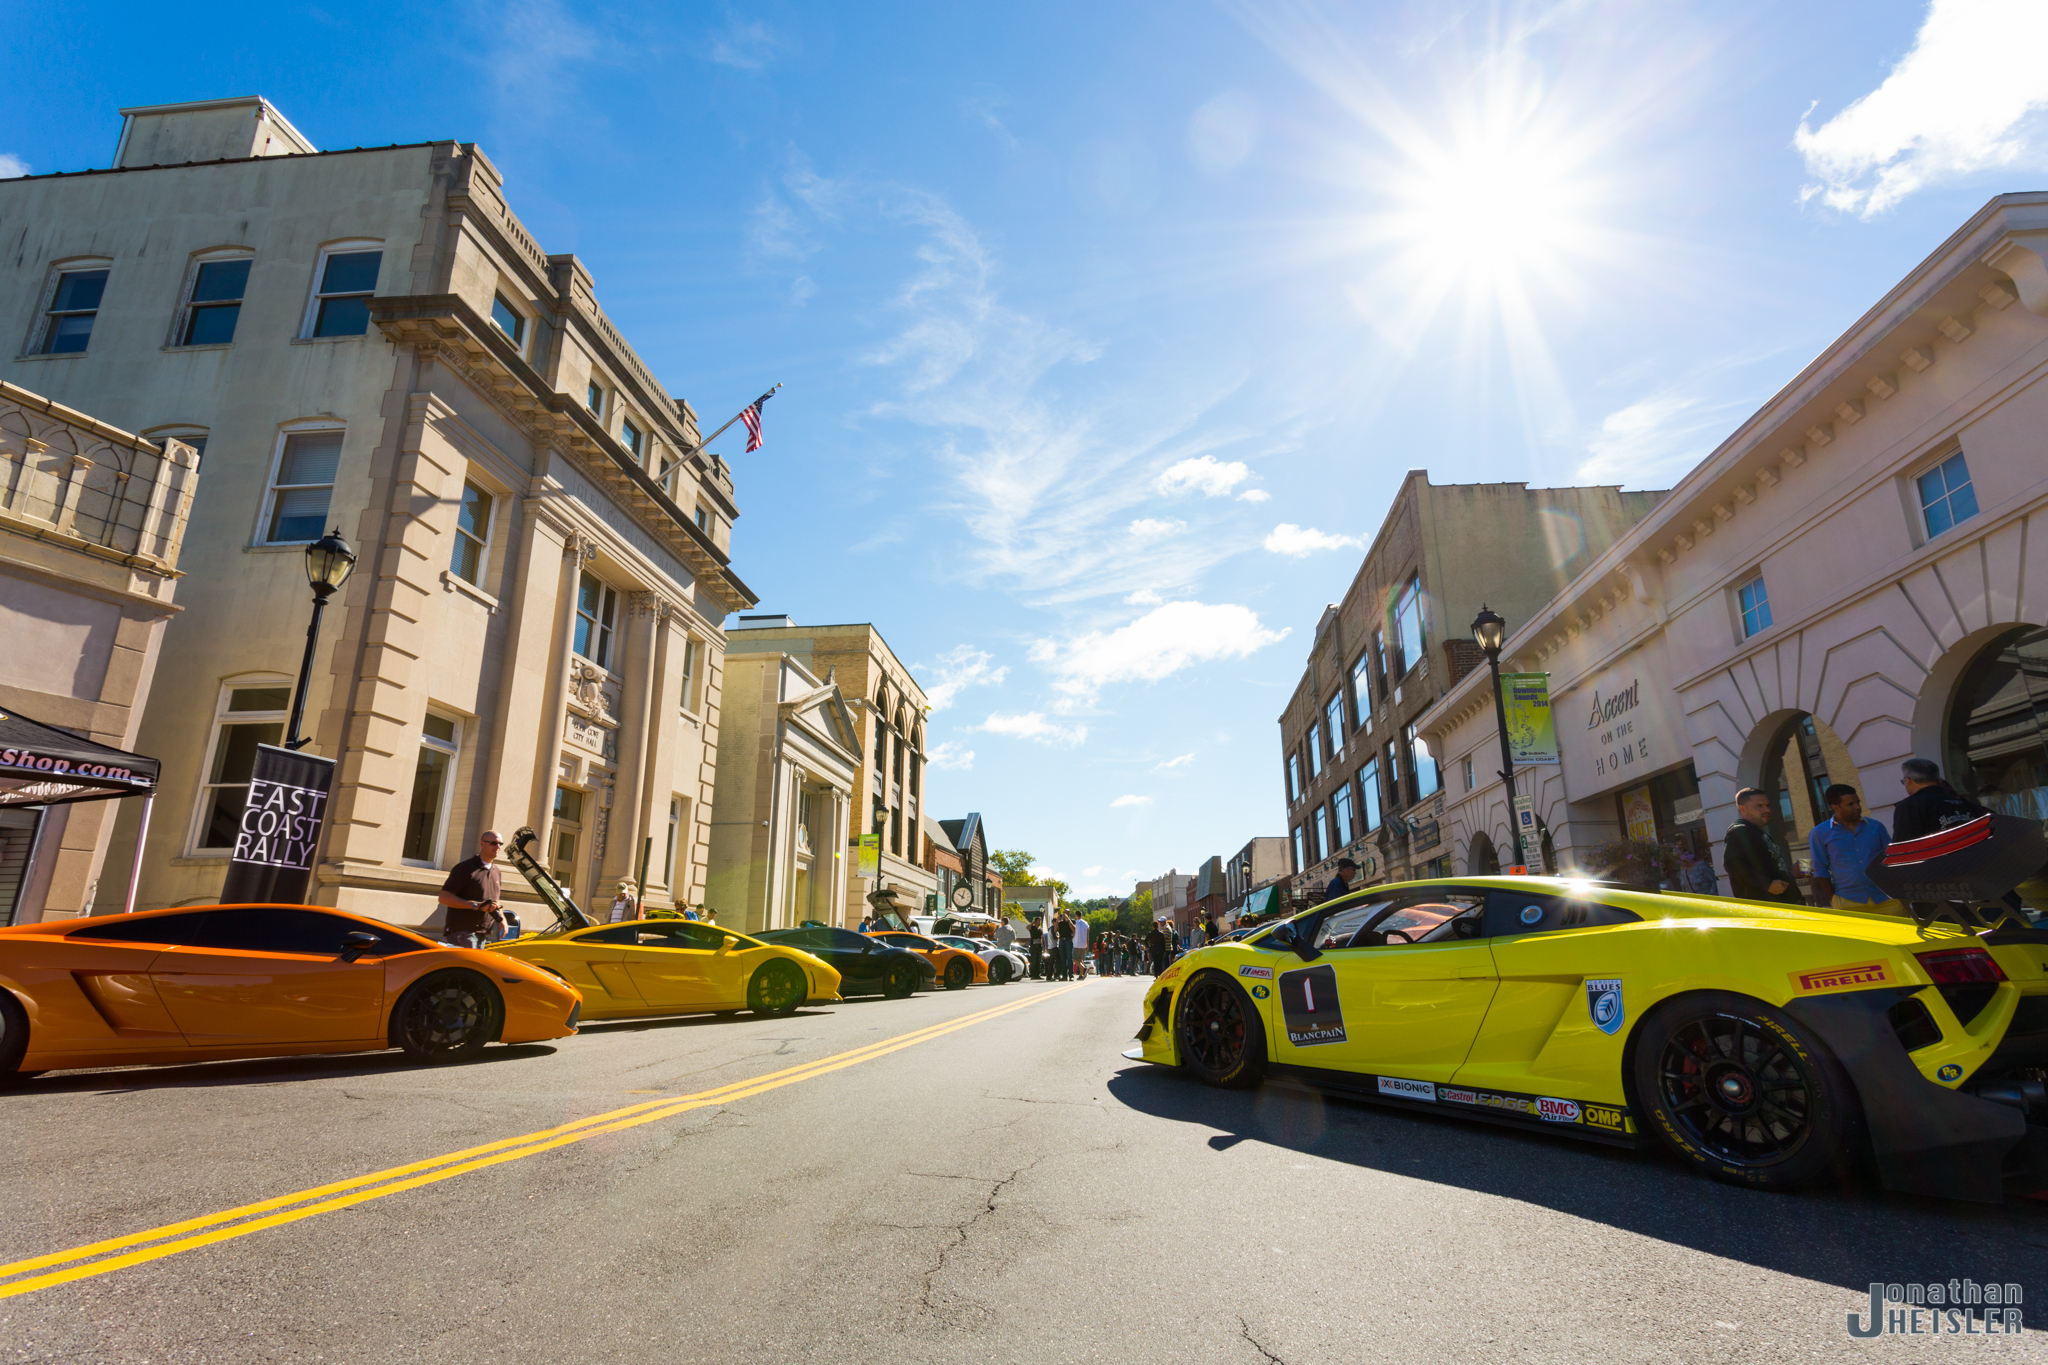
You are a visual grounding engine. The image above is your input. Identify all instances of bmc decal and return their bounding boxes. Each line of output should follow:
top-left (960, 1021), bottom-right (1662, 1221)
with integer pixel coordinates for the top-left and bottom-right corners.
top-left (1238, 965), bottom-right (1274, 979)
top-left (1377, 1076), bottom-right (1436, 1102)
top-left (1439, 1087), bottom-right (1478, 1105)
top-left (1581, 1104), bottom-right (1629, 1133)
top-left (1936, 1063), bottom-right (1962, 1083)
top-left (1537, 1097), bottom-right (1582, 1124)
top-left (1791, 961), bottom-right (1892, 994)
top-left (1249, 984), bottom-right (1270, 999)
top-left (1585, 978), bottom-right (1624, 1036)
top-left (1277, 964), bottom-right (1347, 1047)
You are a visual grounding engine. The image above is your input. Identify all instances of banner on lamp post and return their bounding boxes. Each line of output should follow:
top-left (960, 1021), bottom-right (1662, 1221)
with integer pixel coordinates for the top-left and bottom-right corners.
top-left (219, 744), bottom-right (334, 905)
top-left (857, 832), bottom-right (880, 879)
top-left (1501, 672), bottom-right (1558, 765)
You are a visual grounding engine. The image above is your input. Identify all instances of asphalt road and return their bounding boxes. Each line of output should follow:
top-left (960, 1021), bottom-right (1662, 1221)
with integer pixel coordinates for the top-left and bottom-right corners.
top-left (3, 974), bottom-right (2046, 1364)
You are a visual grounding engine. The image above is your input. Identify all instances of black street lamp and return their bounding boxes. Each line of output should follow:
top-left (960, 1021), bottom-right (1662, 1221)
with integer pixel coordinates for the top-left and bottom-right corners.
top-left (1472, 604), bottom-right (1529, 873)
top-left (284, 528), bottom-right (358, 751)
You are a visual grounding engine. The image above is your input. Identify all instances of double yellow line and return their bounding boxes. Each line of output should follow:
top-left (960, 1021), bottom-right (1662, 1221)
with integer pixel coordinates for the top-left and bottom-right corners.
top-left (0, 983), bottom-right (1081, 1301)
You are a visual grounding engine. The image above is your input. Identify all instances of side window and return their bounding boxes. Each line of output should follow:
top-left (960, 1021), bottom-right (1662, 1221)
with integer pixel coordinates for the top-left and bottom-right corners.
top-left (177, 256), bottom-right (253, 346)
top-left (636, 922), bottom-right (724, 950)
top-left (1313, 899), bottom-right (1396, 949)
top-left (1376, 893), bottom-right (1486, 945)
top-left (117, 909), bottom-right (387, 955)
top-left (39, 265), bottom-right (110, 354)
top-left (828, 928), bottom-right (872, 951)
top-left (450, 481), bottom-right (493, 585)
top-left (576, 925), bottom-right (641, 946)
top-left (306, 247), bottom-right (382, 337)
top-left (70, 912), bottom-right (203, 944)
top-left (261, 429), bottom-right (343, 544)
top-left (1484, 891), bottom-right (1641, 938)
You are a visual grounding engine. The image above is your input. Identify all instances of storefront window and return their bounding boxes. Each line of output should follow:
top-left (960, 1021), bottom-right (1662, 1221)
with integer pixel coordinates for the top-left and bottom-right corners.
top-left (1948, 626), bottom-right (2048, 822)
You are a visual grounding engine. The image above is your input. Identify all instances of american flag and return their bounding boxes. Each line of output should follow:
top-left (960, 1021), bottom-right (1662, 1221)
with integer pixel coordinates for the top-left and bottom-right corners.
top-left (740, 389), bottom-right (774, 452)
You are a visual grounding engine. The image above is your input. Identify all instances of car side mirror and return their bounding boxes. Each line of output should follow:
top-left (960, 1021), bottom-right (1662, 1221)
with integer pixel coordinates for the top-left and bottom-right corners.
top-left (721, 936), bottom-right (738, 953)
top-left (339, 931), bottom-right (379, 963)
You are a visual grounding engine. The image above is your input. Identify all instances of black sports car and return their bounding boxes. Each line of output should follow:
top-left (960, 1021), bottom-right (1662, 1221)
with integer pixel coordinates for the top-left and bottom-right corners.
top-left (756, 927), bottom-right (935, 998)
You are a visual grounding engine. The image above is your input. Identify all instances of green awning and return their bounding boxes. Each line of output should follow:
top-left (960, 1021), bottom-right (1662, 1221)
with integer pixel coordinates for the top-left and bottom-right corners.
top-left (1241, 886), bottom-right (1277, 917)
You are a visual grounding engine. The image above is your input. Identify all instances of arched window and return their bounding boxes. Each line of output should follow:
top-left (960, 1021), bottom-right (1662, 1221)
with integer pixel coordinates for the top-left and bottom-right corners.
top-left (1948, 626), bottom-right (2048, 820)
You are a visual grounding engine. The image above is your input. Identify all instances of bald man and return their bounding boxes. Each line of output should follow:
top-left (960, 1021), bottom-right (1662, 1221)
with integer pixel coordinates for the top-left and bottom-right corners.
top-left (438, 830), bottom-right (505, 948)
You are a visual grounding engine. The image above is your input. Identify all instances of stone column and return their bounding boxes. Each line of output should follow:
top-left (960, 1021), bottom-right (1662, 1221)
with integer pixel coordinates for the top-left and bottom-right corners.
top-left (476, 499), bottom-right (569, 838)
top-left (605, 592), bottom-right (662, 896)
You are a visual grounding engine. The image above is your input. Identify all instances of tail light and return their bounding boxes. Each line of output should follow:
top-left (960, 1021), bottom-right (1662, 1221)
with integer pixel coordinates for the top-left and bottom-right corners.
top-left (1914, 947), bottom-right (2007, 984)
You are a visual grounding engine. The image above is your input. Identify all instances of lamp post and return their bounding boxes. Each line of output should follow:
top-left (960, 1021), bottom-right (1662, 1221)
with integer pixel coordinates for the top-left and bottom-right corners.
top-left (284, 528), bottom-right (358, 751)
top-left (1472, 604), bottom-right (1528, 873)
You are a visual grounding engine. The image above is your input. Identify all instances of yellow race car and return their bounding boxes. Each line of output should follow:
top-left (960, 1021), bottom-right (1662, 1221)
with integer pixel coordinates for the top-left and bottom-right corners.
top-left (491, 918), bottom-right (839, 1020)
top-left (1131, 876), bottom-right (2048, 1203)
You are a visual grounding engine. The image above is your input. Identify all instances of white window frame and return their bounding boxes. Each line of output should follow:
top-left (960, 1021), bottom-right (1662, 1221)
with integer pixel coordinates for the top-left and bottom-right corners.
top-left (619, 415), bottom-right (644, 459)
top-left (680, 637), bottom-right (702, 713)
top-left (665, 796), bottom-right (683, 889)
top-left (401, 709), bottom-right (463, 868)
top-left (574, 572), bottom-right (620, 669)
top-left (1736, 572), bottom-right (1772, 640)
top-left (450, 477), bottom-right (496, 587)
top-left (299, 239), bottom-right (384, 339)
top-left (256, 421), bottom-right (346, 546)
top-left (31, 257), bottom-right (114, 355)
top-left (188, 678), bottom-right (293, 855)
top-left (170, 247), bottom-right (255, 349)
top-left (1914, 448), bottom-right (1978, 541)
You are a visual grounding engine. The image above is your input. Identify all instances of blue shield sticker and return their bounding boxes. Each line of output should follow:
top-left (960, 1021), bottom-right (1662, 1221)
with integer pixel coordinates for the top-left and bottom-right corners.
top-left (1586, 978), bottom-right (1624, 1036)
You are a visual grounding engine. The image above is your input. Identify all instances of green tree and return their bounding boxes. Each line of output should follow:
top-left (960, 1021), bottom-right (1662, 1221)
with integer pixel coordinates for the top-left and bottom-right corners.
top-left (989, 849), bottom-right (1039, 886)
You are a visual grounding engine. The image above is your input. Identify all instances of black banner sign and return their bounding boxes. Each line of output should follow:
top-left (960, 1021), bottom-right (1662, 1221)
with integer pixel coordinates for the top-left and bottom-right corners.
top-left (219, 745), bottom-right (334, 905)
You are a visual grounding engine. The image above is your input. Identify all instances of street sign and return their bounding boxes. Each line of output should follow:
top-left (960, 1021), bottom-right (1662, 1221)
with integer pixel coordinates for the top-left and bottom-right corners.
top-left (1513, 792), bottom-right (1537, 837)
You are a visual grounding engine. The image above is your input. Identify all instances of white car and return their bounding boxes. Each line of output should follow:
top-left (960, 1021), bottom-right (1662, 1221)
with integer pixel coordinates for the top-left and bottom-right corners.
top-left (935, 934), bottom-right (1028, 985)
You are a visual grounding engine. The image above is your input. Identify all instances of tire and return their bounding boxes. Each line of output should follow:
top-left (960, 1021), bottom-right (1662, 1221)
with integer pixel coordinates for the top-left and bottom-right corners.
top-left (748, 959), bottom-right (806, 1017)
top-left (0, 991), bottom-right (30, 1083)
top-left (883, 959), bottom-right (919, 999)
top-left (1175, 971), bottom-right (1267, 1089)
top-left (988, 956), bottom-right (1011, 985)
top-left (1632, 990), bottom-right (1862, 1191)
top-left (390, 970), bottom-right (502, 1063)
top-left (944, 957), bottom-right (973, 991)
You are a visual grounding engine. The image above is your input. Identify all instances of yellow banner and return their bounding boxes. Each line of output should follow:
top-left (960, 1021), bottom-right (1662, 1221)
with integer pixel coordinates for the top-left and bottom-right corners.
top-left (1501, 672), bottom-right (1558, 764)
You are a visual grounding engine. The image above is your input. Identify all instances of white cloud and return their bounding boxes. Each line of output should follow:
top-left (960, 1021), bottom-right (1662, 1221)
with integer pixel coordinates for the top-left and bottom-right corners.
top-left (1576, 385), bottom-right (1749, 487)
top-left (1124, 588), bottom-right (1164, 605)
top-left (1127, 517), bottom-right (1186, 540)
top-left (1263, 523), bottom-right (1361, 557)
top-left (790, 275), bottom-right (816, 305)
top-left (919, 644), bottom-right (1008, 712)
top-left (0, 154), bottom-right (29, 179)
top-left (1110, 794), bottom-right (1152, 808)
top-left (1796, 0), bottom-right (2048, 217)
top-left (975, 711), bottom-right (1089, 746)
top-left (706, 15), bottom-right (781, 69)
top-left (1081, 865), bottom-right (1107, 877)
top-left (1236, 488), bottom-right (1271, 503)
top-left (1155, 752), bottom-right (1196, 771)
top-left (927, 740), bottom-right (975, 771)
top-left (1156, 454), bottom-right (1250, 498)
top-left (1030, 600), bottom-right (1289, 702)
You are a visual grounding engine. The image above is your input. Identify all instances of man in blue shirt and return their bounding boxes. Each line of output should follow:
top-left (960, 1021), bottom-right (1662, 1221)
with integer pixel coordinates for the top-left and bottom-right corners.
top-left (1808, 783), bottom-right (1902, 913)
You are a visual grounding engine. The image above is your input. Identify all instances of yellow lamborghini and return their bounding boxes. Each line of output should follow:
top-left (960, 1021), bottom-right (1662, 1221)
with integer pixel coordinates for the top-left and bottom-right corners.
top-left (491, 918), bottom-right (839, 1020)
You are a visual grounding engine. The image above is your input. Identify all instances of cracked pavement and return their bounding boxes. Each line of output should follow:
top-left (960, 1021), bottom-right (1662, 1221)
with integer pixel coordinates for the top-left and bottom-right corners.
top-left (2, 975), bottom-right (2046, 1364)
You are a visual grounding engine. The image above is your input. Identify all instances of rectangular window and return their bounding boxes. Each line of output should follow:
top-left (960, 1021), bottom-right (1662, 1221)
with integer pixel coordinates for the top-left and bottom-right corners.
top-left (551, 786), bottom-right (583, 880)
top-left (402, 713), bottom-right (460, 864)
top-left (1738, 574), bottom-right (1772, 639)
top-left (1384, 743), bottom-right (1401, 800)
top-left (450, 481), bottom-right (492, 585)
top-left (694, 504), bottom-right (709, 531)
top-left (680, 638), bottom-right (700, 712)
top-left (194, 685), bottom-right (290, 852)
top-left (586, 381), bottom-right (605, 414)
top-left (665, 796), bottom-right (682, 888)
top-left (263, 430), bottom-right (342, 543)
top-left (1349, 651), bottom-right (1371, 725)
top-left (1286, 753), bottom-right (1301, 802)
top-left (1312, 806), bottom-right (1329, 862)
top-left (180, 259), bottom-right (250, 346)
top-left (1306, 724), bottom-right (1323, 779)
top-left (1326, 694), bottom-right (1346, 746)
top-left (1373, 629), bottom-right (1388, 699)
top-left (309, 249), bottom-right (380, 337)
top-left (1292, 826), bottom-right (1306, 872)
top-left (1358, 758), bottom-right (1382, 832)
top-left (490, 292), bottom-right (524, 346)
top-left (1332, 784), bottom-right (1355, 847)
top-left (41, 268), bottom-right (108, 354)
top-left (1462, 755), bottom-right (1475, 791)
top-left (1393, 575), bottom-right (1425, 677)
top-left (1409, 722), bottom-right (1439, 799)
top-left (1917, 452), bottom-right (1978, 538)
top-left (620, 418), bottom-right (643, 457)
top-left (573, 572), bottom-right (618, 669)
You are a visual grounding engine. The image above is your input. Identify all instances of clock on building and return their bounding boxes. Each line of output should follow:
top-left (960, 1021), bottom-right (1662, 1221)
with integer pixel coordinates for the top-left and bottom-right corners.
top-left (950, 884), bottom-right (975, 908)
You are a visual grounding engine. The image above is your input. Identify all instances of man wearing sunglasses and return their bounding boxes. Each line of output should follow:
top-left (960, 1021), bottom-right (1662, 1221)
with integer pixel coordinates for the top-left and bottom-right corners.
top-left (437, 830), bottom-right (506, 948)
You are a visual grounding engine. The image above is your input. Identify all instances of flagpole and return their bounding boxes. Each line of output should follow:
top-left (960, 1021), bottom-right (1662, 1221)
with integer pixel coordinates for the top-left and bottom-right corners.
top-left (659, 384), bottom-right (779, 490)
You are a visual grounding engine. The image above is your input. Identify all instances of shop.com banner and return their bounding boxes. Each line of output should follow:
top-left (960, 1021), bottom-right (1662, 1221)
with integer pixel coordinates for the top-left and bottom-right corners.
top-left (219, 744), bottom-right (335, 905)
top-left (1502, 673), bottom-right (1559, 765)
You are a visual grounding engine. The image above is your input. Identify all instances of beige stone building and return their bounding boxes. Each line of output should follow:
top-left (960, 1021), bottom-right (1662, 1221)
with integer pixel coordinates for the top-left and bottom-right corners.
top-left (704, 649), bottom-right (859, 934)
top-left (0, 382), bottom-right (198, 921)
top-left (719, 617), bottom-right (935, 925)
top-left (0, 96), bottom-right (754, 924)
top-left (1278, 473), bottom-right (1665, 893)
top-left (1418, 191), bottom-right (2048, 910)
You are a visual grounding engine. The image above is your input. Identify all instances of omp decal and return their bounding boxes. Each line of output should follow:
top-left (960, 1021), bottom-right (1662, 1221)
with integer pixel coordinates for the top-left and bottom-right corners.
top-left (1377, 1076), bottom-right (1435, 1102)
top-left (1439, 1087), bottom-right (1477, 1105)
top-left (1791, 961), bottom-right (1892, 993)
top-left (1585, 978), bottom-right (1624, 1036)
top-left (1581, 1104), bottom-right (1628, 1133)
top-left (1537, 1097), bottom-right (1581, 1123)
top-left (1238, 965), bottom-right (1274, 979)
top-left (1278, 964), bottom-right (1346, 1047)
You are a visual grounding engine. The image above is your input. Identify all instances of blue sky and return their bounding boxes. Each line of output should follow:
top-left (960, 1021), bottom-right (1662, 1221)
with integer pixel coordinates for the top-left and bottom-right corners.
top-left (10, 1), bottom-right (2048, 896)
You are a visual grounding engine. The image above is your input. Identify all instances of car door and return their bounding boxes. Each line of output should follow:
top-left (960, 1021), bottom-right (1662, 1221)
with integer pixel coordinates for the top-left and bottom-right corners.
top-left (144, 908), bottom-right (387, 1044)
top-left (1269, 890), bottom-right (1498, 1086)
top-left (536, 924), bottom-right (644, 1007)
top-left (622, 921), bottom-right (744, 1008)
top-left (826, 928), bottom-right (889, 991)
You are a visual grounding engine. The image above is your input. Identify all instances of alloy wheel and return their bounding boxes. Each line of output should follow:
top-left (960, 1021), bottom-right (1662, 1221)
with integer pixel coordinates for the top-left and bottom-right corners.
top-left (1657, 1012), bottom-right (1815, 1166)
top-left (1177, 976), bottom-right (1247, 1076)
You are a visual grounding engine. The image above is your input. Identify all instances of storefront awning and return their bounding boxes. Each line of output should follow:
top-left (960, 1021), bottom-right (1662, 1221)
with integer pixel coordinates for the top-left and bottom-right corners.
top-left (1241, 886), bottom-right (1277, 917)
top-left (0, 708), bottom-right (159, 808)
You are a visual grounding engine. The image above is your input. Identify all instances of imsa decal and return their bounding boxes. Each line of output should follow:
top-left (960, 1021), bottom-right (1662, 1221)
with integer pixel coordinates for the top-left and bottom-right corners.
top-left (1238, 965), bottom-right (1274, 979)
top-left (1277, 964), bottom-right (1346, 1047)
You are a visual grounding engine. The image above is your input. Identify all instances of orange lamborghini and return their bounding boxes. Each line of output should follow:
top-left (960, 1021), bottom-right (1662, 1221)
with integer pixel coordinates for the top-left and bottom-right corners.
top-left (0, 904), bottom-right (581, 1079)
top-left (865, 929), bottom-right (987, 990)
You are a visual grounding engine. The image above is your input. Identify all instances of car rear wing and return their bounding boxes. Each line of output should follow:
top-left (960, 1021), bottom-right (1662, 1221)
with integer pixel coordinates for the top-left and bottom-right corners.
top-left (505, 827), bottom-right (591, 935)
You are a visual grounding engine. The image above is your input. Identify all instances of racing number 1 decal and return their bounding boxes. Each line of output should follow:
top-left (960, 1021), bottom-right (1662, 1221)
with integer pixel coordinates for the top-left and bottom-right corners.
top-left (1278, 964), bottom-right (1346, 1047)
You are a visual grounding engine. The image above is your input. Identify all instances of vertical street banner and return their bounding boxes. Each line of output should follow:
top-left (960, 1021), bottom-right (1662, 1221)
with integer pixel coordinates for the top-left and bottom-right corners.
top-left (857, 832), bottom-right (880, 879)
top-left (219, 744), bottom-right (335, 904)
top-left (1620, 784), bottom-right (1657, 843)
top-left (1501, 672), bottom-right (1559, 764)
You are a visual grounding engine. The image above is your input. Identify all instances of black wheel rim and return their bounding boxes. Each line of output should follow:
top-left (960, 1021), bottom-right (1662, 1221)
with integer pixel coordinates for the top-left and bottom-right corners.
top-left (1177, 977), bottom-right (1246, 1076)
top-left (949, 960), bottom-right (969, 986)
top-left (404, 979), bottom-right (485, 1054)
top-left (1657, 1012), bottom-right (1816, 1167)
top-left (755, 962), bottom-right (803, 1012)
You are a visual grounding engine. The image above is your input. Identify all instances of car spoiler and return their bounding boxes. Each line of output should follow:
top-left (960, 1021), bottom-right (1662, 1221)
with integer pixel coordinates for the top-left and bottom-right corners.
top-left (505, 827), bottom-right (591, 935)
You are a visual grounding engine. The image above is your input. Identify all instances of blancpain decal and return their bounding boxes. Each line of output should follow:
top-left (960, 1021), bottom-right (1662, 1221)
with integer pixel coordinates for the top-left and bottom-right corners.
top-left (1537, 1097), bottom-right (1582, 1123)
top-left (1238, 965), bottom-right (1274, 979)
top-left (1377, 1076), bottom-right (1436, 1102)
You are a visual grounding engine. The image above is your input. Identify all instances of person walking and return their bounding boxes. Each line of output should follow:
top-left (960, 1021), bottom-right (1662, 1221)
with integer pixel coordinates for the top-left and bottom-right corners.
top-left (1145, 920), bottom-right (1168, 977)
top-left (1677, 849), bottom-right (1719, 896)
top-left (1322, 857), bottom-right (1358, 904)
top-left (1072, 913), bottom-right (1089, 978)
top-left (1808, 783), bottom-right (1903, 914)
top-left (1027, 915), bottom-right (1044, 980)
top-left (1722, 788), bottom-right (1803, 904)
top-left (609, 880), bottom-right (639, 924)
top-left (1203, 913), bottom-right (1221, 945)
top-left (437, 830), bottom-right (506, 949)
top-left (1056, 912), bottom-right (1076, 980)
